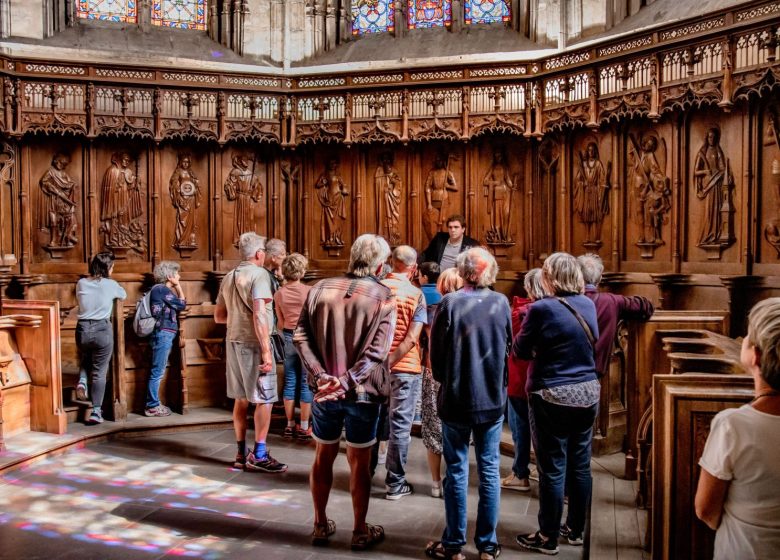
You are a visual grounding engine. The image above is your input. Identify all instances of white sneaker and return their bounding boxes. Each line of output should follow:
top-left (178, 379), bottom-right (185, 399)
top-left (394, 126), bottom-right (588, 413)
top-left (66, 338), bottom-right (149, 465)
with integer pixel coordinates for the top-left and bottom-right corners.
top-left (501, 473), bottom-right (531, 492)
top-left (431, 482), bottom-right (442, 498)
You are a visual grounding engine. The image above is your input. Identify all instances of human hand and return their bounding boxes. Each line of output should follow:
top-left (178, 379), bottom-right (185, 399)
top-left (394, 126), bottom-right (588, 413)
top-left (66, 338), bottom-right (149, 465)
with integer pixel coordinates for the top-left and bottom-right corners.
top-left (257, 351), bottom-right (273, 375)
top-left (314, 374), bottom-right (344, 402)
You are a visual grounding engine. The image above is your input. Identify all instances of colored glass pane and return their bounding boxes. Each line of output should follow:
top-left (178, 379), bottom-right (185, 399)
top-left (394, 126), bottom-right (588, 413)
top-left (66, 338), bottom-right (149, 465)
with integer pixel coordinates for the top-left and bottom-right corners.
top-left (151, 0), bottom-right (208, 30)
top-left (76, 0), bottom-right (137, 23)
top-left (351, 0), bottom-right (394, 35)
top-left (464, 0), bottom-right (510, 25)
top-left (408, 0), bottom-right (452, 29)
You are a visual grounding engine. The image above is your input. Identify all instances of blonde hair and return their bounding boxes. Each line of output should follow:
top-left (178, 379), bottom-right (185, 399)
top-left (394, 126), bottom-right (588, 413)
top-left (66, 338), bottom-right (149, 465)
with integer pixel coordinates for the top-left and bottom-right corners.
top-left (456, 247), bottom-right (498, 288)
top-left (747, 297), bottom-right (780, 390)
top-left (542, 252), bottom-right (584, 295)
top-left (281, 253), bottom-right (308, 281)
top-left (437, 268), bottom-right (464, 295)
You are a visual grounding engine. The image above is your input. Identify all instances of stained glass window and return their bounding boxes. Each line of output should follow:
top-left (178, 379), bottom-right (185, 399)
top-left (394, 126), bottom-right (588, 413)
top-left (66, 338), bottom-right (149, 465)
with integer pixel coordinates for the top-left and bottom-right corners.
top-left (464, 0), bottom-right (510, 25)
top-left (151, 0), bottom-right (208, 30)
top-left (77, 0), bottom-right (137, 23)
top-left (408, 0), bottom-right (452, 29)
top-left (352, 0), bottom-right (394, 35)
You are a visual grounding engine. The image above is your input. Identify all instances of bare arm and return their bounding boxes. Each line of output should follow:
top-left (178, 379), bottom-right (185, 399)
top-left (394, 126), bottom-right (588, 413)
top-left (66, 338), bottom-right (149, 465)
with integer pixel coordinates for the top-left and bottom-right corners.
top-left (252, 298), bottom-right (273, 373)
top-left (695, 468), bottom-right (729, 530)
top-left (214, 299), bottom-right (228, 324)
top-left (388, 321), bottom-right (423, 368)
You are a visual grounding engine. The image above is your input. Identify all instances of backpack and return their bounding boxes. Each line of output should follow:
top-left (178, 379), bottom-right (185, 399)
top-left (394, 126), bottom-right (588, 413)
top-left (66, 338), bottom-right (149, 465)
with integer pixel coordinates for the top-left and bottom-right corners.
top-left (133, 291), bottom-right (156, 337)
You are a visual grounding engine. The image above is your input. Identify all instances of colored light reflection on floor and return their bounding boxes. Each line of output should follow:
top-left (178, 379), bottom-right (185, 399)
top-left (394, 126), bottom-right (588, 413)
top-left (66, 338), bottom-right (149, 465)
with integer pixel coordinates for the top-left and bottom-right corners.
top-left (0, 446), bottom-right (300, 557)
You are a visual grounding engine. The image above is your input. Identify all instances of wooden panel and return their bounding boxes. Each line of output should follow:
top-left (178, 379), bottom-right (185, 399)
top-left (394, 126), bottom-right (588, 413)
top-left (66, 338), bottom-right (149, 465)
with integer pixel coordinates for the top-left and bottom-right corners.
top-left (652, 374), bottom-right (753, 560)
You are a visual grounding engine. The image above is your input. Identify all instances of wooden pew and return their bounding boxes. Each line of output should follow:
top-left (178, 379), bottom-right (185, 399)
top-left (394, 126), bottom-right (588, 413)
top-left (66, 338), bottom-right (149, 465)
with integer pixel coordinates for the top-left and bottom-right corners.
top-left (652, 374), bottom-right (753, 560)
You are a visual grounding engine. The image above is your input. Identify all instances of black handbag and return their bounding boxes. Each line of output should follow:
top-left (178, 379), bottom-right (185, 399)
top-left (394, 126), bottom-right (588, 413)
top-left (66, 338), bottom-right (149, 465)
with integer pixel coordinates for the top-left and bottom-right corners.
top-left (270, 332), bottom-right (286, 363)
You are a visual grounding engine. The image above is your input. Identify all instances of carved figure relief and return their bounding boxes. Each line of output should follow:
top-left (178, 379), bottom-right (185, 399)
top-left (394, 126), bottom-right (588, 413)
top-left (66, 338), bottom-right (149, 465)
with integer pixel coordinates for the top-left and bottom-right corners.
top-left (628, 133), bottom-right (671, 258)
top-left (99, 152), bottom-right (145, 257)
top-left (315, 158), bottom-right (349, 249)
top-left (374, 153), bottom-right (402, 246)
top-left (224, 153), bottom-right (262, 247)
top-left (764, 106), bottom-right (780, 257)
top-left (574, 141), bottom-right (611, 250)
top-left (694, 127), bottom-right (736, 258)
top-left (169, 153), bottom-right (202, 257)
top-left (38, 152), bottom-right (78, 256)
top-left (423, 152), bottom-right (458, 241)
top-left (483, 149), bottom-right (520, 245)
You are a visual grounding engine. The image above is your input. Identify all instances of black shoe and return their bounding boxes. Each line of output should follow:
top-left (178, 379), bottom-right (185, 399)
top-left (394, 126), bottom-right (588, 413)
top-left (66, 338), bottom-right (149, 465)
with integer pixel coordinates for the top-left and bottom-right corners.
top-left (233, 453), bottom-right (247, 470)
top-left (246, 452), bottom-right (288, 473)
top-left (386, 482), bottom-right (414, 501)
top-left (559, 524), bottom-right (583, 546)
top-left (516, 532), bottom-right (558, 555)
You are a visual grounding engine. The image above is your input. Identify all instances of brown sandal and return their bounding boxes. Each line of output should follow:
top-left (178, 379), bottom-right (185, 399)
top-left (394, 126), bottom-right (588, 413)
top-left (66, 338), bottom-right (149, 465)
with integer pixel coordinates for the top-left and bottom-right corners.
top-left (425, 541), bottom-right (466, 560)
top-left (351, 523), bottom-right (385, 551)
top-left (311, 518), bottom-right (336, 546)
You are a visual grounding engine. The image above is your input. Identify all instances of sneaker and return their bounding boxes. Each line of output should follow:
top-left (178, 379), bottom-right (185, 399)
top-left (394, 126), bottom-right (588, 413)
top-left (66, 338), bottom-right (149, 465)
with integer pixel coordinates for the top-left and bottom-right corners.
top-left (283, 425), bottom-right (295, 439)
top-left (479, 544), bottom-right (502, 560)
top-left (144, 405), bottom-right (172, 417)
top-left (246, 452), bottom-right (288, 473)
top-left (386, 482), bottom-right (414, 501)
top-left (501, 473), bottom-right (531, 492)
top-left (560, 524), bottom-right (583, 546)
top-left (75, 382), bottom-right (88, 401)
top-left (86, 410), bottom-right (103, 425)
top-left (431, 481), bottom-right (442, 498)
top-left (516, 531), bottom-right (558, 556)
top-left (233, 453), bottom-right (247, 470)
top-left (296, 425), bottom-right (313, 441)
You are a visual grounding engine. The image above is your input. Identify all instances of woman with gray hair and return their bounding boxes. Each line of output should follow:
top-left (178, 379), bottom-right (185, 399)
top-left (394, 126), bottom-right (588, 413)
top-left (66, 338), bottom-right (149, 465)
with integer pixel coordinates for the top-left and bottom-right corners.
top-left (146, 260), bottom-right (187, 417)
top-left (513, 252), bottom-right (599, 555)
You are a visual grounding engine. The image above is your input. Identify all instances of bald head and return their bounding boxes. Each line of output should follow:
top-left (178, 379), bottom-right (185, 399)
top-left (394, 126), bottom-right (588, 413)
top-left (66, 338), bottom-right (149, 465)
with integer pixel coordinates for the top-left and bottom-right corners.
top-left (392, 245), bottom-right (417, 273)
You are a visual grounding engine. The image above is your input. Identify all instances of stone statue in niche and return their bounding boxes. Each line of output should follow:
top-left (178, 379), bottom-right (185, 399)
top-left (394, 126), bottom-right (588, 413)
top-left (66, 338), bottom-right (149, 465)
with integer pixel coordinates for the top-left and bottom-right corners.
top-left (423, 153), bottom-right (458, 241)
top-left (38, 152), bottom-right (78, 255)
top-left (169, 153), bottom-right (202, 257)
top-left (694, 127), bottom-right (735, 258)
top-left (574, 142), bottom-right (611, 250)
top-left (483, 149), bottom-right (519, 245)
top-left (224, 153), bottom-right (262, 247)
top-left (315, 158), bottom-right (349, 249)
top-left (628, 133), bottom-right (671, 258)
top-left (374, 152), bottom-right (402, 246)
top-left (99, 152), bottom-right (145, 257)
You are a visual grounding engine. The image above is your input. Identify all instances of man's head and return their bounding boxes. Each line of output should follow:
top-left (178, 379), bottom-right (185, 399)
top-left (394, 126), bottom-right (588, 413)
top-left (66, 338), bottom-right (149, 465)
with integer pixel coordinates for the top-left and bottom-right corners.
top-left (419, 261), bottom-right (441, 285)
top-left (264, 238), bottom-right (287, 270)
top-left (577, 253), bottom-right (604, 287)
top-left (446, 214), bottom-right (466, 244)
top-left (52, 153), bottom-right (70, 170)
top-left (238, 232), bottom-right (267, 265)
top-left (523, 268), bottom-right (546, 301)
top-left (456, 247), bottom-right (498, 289)
top-left (391, 245), bottom-right (417, 275)
top-left (348, 234), bottom-right (391, 278)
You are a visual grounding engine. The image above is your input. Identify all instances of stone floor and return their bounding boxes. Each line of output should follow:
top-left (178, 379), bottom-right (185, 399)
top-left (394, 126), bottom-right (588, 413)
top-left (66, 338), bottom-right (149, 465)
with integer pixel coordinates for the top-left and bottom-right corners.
top-left (0, 427), bottom-right (585, 560)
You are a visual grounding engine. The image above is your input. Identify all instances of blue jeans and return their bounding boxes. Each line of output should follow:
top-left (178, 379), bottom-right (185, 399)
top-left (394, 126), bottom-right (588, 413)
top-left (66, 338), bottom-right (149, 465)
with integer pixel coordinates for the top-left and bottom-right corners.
top-left (281, 331), bottom-right (313, 404)
top-left (146, 329), bottom-right (176, 409)
top-left (312, 399), bottom-right (380, 447)
top-left (385, 373), bottom-right (421, 490)
top-left (507, 396), bottom-right (531, 479)
top-left (441, 416), bottom-right (503, 553)
top-left (529, 394), bottom-right (598, 541)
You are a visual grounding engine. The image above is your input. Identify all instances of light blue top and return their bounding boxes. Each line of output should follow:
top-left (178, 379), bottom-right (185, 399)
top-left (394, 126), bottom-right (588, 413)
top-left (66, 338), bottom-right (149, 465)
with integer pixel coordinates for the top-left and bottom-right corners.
top-left (76, 277), bottom-right (127, 320)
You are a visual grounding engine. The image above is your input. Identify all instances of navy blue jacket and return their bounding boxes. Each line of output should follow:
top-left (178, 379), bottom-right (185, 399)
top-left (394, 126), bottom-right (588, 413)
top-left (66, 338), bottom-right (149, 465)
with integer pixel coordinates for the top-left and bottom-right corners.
top-left (430, 287), bottom-right (512, 425)
top-left (150, 284), bottom-right (187, 333)
top-left (513, 294), bottom-right (599, 392)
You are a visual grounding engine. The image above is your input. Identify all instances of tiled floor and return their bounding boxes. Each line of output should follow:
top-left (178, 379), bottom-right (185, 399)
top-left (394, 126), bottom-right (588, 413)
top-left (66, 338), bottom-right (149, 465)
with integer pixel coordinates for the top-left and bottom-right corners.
top-left (0, 428), bottom-right (585, 560)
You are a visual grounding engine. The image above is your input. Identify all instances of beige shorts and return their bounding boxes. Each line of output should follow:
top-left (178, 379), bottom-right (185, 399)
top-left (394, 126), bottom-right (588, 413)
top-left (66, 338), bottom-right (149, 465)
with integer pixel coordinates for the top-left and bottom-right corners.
top-left (226, 341), bottom-right (278, 404)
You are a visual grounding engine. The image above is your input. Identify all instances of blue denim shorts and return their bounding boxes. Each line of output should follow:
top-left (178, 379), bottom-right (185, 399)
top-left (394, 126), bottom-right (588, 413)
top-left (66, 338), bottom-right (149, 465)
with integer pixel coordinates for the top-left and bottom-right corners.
top-left (312, 400), bottom-right (380, 448)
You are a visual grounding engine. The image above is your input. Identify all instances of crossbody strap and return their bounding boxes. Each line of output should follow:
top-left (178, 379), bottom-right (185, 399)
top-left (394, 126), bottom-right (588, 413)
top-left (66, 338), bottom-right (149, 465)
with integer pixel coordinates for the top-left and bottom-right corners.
top-left (232, 270), bottom-right (254, 314)
top-left (556, 296), bottom-right (596, 350)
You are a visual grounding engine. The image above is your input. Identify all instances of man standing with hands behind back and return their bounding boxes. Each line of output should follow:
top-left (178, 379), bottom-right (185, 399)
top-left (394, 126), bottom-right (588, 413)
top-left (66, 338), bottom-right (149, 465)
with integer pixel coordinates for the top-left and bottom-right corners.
top-left (215, 232), bottom-right (287, 474)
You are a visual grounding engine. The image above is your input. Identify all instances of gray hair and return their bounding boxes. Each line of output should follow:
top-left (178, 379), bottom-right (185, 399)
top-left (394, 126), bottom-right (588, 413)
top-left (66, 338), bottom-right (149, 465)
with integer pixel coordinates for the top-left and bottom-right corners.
top-left (524, 268), bottom-right (545, 300)
top-left (747, 297), bottom-right (780, 391)
top-left (392, 245), bottom-right (417, 270)
top-left (542, 252), bottom-right (584, 296)
top-left (348, 234), bottom-right (391, 278)
top-left (238, 232), bottom-right (267, 260)
top-left (265, 238), bottom-right (286, 258)
top-left (578, 253), bottom-right (604, 286)
top-left (456, 247), bottom-right (498, 288)
top-left (153, 261), bottom-right (181, 284)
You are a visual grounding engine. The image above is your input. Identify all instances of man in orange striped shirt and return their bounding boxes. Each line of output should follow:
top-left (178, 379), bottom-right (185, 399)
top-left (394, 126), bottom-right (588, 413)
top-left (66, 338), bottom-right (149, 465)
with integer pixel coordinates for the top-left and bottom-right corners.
top-left (382, 245), bottom-right (428, 501)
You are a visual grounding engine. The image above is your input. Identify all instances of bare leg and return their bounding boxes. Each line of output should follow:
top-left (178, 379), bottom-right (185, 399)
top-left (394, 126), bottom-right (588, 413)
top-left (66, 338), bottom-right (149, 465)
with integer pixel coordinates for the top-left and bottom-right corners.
top-left (284, 399), bottom-right (296, 423)
top-left (301, 402), bottom-right (311, 424)
top-left (233, 399), bottom-right (249, 442)
top-left (427, 449), bottom-right (442, 483)
top-left (346, 445), bottom-right (373, 534)
top-left (311, 442), bottom-right (340, 526)
top-left (254, 402), bottom-right (273, 442)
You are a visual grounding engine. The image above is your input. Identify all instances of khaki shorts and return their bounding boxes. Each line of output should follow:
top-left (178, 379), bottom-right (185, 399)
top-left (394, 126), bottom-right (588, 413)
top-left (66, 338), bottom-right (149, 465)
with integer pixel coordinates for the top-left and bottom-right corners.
top-left (226, 341), bottom-right (278, 404)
